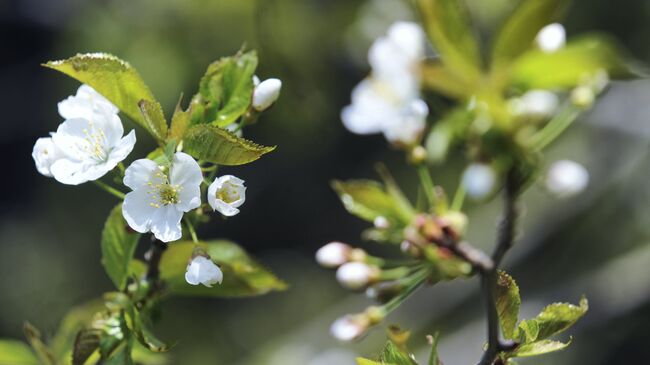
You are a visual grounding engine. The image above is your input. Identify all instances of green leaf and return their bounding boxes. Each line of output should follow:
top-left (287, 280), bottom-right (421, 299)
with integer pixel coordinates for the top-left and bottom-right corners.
top-left (517, 318), bottom-right (540, 343)
top-left (425, 106), bottom-right (474, 163)
top-left (526, 297), bottom-right (588, 341)
top-left (128, 308), bottom-right (171, 353)
top-left (356, 359), bottom-right (386, 365)
top-left (183, 124), bottom-right (275, 165)
top-left (168, 98), bottom-right (193, 141)
top-left (512, 339), bottom-right (571, 357)
top-left (51, 301), bottom-right (105, 362)
top-left (103, 341), bottom-right (133, 365)
top-left (23, 322), bottom-right (55, 365)
top-left (160, 240), bottom-right (287, 297)
top-left (510, 35), bottom-right (639, 89)
top-left (417, 0), bottom-right (482, 82)
top-left (132, 342), bottom-right (168, 365)
top-left (203, 51), bottom-right (258, 127)
top-left (44, 53), bottom-right (167, 143)
top-left (491, 0), bottom-right (568, 67)
top-left (495, 271), bottom-right (521, 340)
top-left (101, 204), bottom-right (141, 290)
top-left (331, 180), bottom-right (414, 226)
top-left (0, 340), bottom-right (39, 365)
top-left (72, 329), bottom-right (101, 365)
top-left (379, 341), bottom-right (418, 365)
top-left (138, 100), bottom-right (168, 143)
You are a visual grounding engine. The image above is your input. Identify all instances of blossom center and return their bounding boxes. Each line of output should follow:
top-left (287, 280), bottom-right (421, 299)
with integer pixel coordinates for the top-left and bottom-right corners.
top-left (148, 173), bottom-right (183, 208)
top-left (216, 182), bottom-right (240, 203)
top-left (81, 120), bottom-right (108, 161)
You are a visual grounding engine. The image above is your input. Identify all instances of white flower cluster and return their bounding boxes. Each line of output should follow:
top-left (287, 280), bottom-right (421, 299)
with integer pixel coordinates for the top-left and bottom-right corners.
top-left (32, 85), bottom-right (136, 185)
top-left (341, 21), bottom-right (429, 145)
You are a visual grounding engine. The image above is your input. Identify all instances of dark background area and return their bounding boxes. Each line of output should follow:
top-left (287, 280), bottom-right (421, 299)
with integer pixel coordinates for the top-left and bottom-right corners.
top-left (2, 0), bottom-right (650, 363)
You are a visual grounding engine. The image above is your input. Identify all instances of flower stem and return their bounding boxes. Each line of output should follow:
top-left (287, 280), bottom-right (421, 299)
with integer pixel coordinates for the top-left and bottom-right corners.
top-left (451, 183), bottom-right (466, 212)
top-left (417, 164), bottom-right (437, 210)
top-left (185, 219), bottom-right (199, 243)
top-left (93, 180), bottom-right (126, 199)
top-left (529, 103), bottom-right (581, 150)
top-left (383, 268), bottom-right (430, 314)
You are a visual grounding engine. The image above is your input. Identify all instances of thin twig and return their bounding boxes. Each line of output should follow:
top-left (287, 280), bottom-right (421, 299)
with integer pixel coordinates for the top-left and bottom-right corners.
top-left (146, 238), bottom-right (168, 282)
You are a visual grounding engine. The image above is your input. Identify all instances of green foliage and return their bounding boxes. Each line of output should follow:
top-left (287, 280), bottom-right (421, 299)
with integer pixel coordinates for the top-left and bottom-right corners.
top-left (101, 204), bottom-right (141, 290)
top-left (495, 271), bottom-right (521, 340)
top-left (510, 35), bottom-right (638, 89)
top-left (23, 323), bottom-right (55, 365)
top-left (159, 240), bottom-right (287, 297)
top-left (183, 124), bottom-right (275, 165)
top-left (331, 180), bottom-right (414, 227)
top-left (197, 51), bottom-right (258, 127)
top-left (490, 0), bottom-right (568, 68)
top-left (71, 329), bottom-right (101, 365)
top-left (44, 53), bottom-right (168, 143)
top-left (420, 60), bottom-right (472, 99)
top-left (425, 106), bottom-right (474, 163)
top-left (515, 297), bottom-right (588, 342)
top-left (0, 340), bottom-right (39, 365)
top-left (511, 339), bottom-right (571, 357)
top-left (356, 328), bottom-right (440, 365)
top-left (417, 0), bottom-right (481, 82)
top-left (168, 99), bottom-right (193, 141)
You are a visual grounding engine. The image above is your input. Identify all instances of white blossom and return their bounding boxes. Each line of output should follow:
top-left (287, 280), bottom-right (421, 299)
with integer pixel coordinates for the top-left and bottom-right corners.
top-left (207, 175), bottom-right (246, 217)
top-left (330, 315), bottom-right (367, 342)
top-left (122, 152), bottom-right (202, 242)
top-left (373, 216), bottom-right (390, 229)
top-left (536, 23), bottom-right (566, 53)
top-left (58, 84), bottom-right (119, 120)
top-left (462, 163), bottom-right (497, 199)
top-left (546, 160), bottom-right (589, 198)
top-left (316, 242), bottom-right (352, 268)
top-left (252, 78), bottom-right (282, 111)
top-left (336, 262), bottom-right (378, 290)
top-left (510, 90), bottom-right (559, 118)
top-left (49, 108), bottom-right (136, 185)
top-left (32, 137), bottom-right (63, 177)
top-left (185, 255), bottom-right (223, 287)
top-left (342, 21), bottom-right (428, 145)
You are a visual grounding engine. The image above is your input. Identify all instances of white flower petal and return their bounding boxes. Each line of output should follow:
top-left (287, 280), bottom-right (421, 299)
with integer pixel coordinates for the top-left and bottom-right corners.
top-left (546, 160), bottom-right (589, 198)
top-left (32, 137), bottom-right (62, 177)
top-left (207, 175), bottom-right (246, 216)
top-left (462, 163), bottom-right (497, 199)
top-left (122, 190), bottom-right (157, 233)
top-left (58, 84), bottom-right (118, 120)
top-left (123, 159), bottom-right (163, 190)
top-left (149, 206), bottom-right (184, 242)
top-left (185, 256), bottom-right (223, 287)
top-left (169, 152), bottom-right (203, 187)
top-left (107, 130), bottom-right (136, 167)
top-left (536, 23), bottom-right (566, 53)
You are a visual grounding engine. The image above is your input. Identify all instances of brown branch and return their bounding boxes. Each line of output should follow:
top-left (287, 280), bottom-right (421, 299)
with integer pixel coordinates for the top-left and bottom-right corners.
top-left (146, 238), bottom-right (167, 282)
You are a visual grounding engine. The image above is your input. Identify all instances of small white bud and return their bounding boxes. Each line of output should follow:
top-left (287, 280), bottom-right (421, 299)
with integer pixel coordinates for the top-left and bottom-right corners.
top-left (511, 90), bottom-right (559, 118)
top-left (373, 216), bottom-right (390, 229)
top-left (570, 86), bottom-right (595, 108)
top-left (208, 175), bottom-right (246, 217)
top-left (330, 315), bottom-right (367, 342)
top-left (185, 256), bottom-right (223, 287)
top-left (536, 23), bottom-right (566, 53)
top-left (462, 163), bottom-right (497, 199)
top-left (252, 78), bottom-right (282, 111)
top-left (546, 160), bottom-right (589, 198)
top-left (316, 241), bottom-right (352, 268)
top-left (336, 262), bottom-right (378, 290)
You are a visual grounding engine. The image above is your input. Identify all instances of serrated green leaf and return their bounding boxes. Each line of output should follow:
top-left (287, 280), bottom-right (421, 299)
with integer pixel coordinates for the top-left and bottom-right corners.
top-left (512, 339), bottom-right (571, 357)
top-left (72, 329), bottom-right (101, 365)
top-left (103, 340), bottom-right (133, 365)
top-left (44, 53), bottom-right (167, 143)
top-left (0, 340), bottom-right (40, 365)
top-left (183, 124), bottom-right (275, 165)
top-left (168, 98), bottom-right (193, 141)
top-left (197, 51), bottom-right (258, 127)
top-left (529, 297), bottom-right (588, 341)
top-left (160, 240), bottom-right (287, 297)
top-left (417, 0), bottom-right (482, 83)
top-left (23, 322), bottom-right (55, 365)
top-left (517, 318), bottom-right (540, 343)
top-left (510, 35), bottom-right (639, 89)
top-left (101, 204), bottom-right (141, 290)
top-left (495, 271), bottom-right (521, 340)
top-left (331, 180), bottom-right (414, 226)
top-left (491, 0), bottom-right (569, 68)
top-left (128, 307), bottom-right (171, 353)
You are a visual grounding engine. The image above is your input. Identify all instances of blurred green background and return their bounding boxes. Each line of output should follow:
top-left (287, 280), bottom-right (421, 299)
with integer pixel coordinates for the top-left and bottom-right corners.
top-left (2, 0), bottom-right (650, 363)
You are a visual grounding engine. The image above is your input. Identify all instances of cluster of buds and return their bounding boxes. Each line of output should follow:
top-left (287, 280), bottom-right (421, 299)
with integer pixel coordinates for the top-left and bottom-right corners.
top-left (316, 242), bottom-right (380, 290)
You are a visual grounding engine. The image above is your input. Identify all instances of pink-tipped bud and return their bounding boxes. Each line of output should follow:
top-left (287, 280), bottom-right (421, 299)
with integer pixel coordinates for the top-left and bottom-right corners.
top-left (330, 315), bottom-right (368, 342)
top-left (316, 241), bottom-right (352, 268)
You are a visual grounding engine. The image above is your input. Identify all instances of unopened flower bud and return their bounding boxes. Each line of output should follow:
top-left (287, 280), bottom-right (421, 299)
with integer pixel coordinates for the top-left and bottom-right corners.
top-left (330, 315), bottom-right (368, 342)
top-left (408, 145), bottom-right (427, 165)
top-left (252, 78), bottom-right (282, 111)
top-left (511, 90), bottom-right (559, 118)
top-left (336, 262), bottom-right (379, 290)
top-left (316, 241), bottom-right (352, 268)
top-left (373, 216), bottom-right (390, 229)
top-left (185, 256), bottom-right (223, 287)
top-left (400, 240), bottom-right (420, 257)
top-left (570, 86), bottom-right (595, 108)
top-left (462, 163), bottom-right (497, 199)
top-left (364, 306), bottom-right (386, 325)
top-left (545, 160), bottom-right (589, 198)
top-left (536, 23), bottom-right (565, 53)
top-left (441, 211), bottom-right (468, 236)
